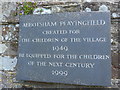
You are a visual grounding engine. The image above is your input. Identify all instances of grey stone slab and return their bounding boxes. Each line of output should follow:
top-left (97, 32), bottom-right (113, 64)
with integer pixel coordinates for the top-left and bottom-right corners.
top-left (112, 53), bottom-right (119, 67)
top-left (3, 42), bottom-right (18, 56)
top-left (16, 12), bottom-right (111, 87)
top-left (0, 44), bottom-right (8, 53)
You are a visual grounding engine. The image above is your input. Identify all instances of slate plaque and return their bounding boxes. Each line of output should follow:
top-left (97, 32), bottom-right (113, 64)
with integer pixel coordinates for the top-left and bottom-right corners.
top-left (16, 12), bottom-right (111, 86)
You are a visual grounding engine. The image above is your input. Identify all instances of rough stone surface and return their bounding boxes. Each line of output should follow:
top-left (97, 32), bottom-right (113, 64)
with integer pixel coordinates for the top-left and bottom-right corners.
top-left (0, 1), bottom-right (120, 88)
top-left (0, 25), bottom-right (2, 43)
top-left (0, 56), bottom-right (17, 71)
top-left (1, 2), bottom-right (17, 22)
top-left (0, 44), bottom-right (8, 53)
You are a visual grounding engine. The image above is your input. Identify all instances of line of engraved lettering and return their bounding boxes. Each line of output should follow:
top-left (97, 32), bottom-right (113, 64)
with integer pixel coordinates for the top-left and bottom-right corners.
top-left (21, 38), bottom-right (30, 43)
top-left (52, 70), bottom-right (68, 76)
top-left (60, 38), bottom-right (68, 42)
top-left (59, 20), bottom-right (105, 26)
top-left (48, 62), bottom-right (63, 67)
top-left (82, 37), bottom-right (106, 42)
top-left (70, 38), bottom-right (81, 42)
top-left (32, 38), bottom-right (59, 43)
top-left (21, 38), bottom-right (106, 43)
top-left (28, 61), bottom-right (34, 66)
top-left (23, 22), bottom-right (57, 27)
top-left (42, 30), bottom-right (80, 35)
top-left (27, 61), bottom-right (95, 69)
top-left (53, 46), bottom-right (68, 51)
top-left (22, 20), bottom-right (106, 27)
top-left (26, 54), bottom-right (51, 58)
top-left (78, 55), bottom-right (110, 59)
top-left (24, 54), bottom-right (110, 59)
top-left (37, 61), bottom-right (47, 66)
top-left (53, 54), bottom-right (65, 59)
top-left (19, 53), bottom-right (25, 57)
top-left (67, 54), bottom-right (77, 59)
top-left (65, 63), bottom-right (95, 68)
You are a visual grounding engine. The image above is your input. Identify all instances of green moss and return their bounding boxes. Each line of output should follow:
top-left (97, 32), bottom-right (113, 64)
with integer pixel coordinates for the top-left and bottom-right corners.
top-left (19, 2), bottom-right (37, 15)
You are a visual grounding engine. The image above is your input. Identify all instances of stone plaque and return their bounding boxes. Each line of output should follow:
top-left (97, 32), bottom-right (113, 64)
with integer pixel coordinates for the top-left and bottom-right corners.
top-left (16, 12), bottom-right (111, 86)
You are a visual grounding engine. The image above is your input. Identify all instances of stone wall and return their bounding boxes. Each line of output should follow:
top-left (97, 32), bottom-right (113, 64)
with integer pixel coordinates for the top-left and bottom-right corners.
top-left (0, 1), bottom-right (120, 89)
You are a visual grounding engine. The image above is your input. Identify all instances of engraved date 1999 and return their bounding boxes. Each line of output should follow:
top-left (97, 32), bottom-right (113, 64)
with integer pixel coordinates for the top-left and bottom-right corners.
top-left (52, 70), bottom-right (68, 76)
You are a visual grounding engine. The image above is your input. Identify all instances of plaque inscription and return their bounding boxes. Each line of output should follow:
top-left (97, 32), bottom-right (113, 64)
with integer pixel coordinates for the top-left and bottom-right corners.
top-left (17, 12), bottom-right (111, 86)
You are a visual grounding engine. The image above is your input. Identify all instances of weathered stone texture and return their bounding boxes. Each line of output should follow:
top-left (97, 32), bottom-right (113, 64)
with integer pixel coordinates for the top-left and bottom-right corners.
top-left (0, 1), bottom-right (120, 88)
